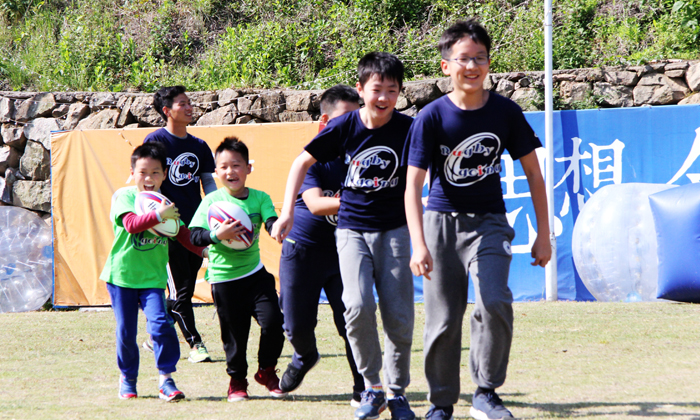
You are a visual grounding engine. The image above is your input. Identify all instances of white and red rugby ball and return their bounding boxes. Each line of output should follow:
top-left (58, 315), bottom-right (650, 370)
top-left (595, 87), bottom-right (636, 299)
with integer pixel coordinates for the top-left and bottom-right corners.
top-left (207, 201), bottom-right (255, 250)
top-left (134, 191), bottom-right (180, 237)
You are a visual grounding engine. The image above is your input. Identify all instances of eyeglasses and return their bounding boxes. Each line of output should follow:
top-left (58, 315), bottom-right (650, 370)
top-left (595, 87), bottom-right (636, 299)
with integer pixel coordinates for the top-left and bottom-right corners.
top-left (446, 56), bottom-right (490, 66)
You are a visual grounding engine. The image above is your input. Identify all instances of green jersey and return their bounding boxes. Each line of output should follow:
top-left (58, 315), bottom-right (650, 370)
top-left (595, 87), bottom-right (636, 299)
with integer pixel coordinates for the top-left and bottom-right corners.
top-left (190, 188), bottom-right (277, 283)
top-left (99, 186), bottom-right (172, 289)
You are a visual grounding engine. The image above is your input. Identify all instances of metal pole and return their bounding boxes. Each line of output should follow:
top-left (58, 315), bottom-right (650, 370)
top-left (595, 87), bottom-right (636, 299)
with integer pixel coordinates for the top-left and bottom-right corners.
top-left (544, 0), bottom-right (558, 301)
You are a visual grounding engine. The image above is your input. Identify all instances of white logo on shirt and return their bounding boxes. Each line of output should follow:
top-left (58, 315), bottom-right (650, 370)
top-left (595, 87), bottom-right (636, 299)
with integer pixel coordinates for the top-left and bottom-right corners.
top-left (344, 146), bottom-right (399, 192)
top-left (168, 152), bottom-right (200, 186)
top-left (441, 133), bottom-right (501, 187)
top-left (322, 189), bottom-right (340, 226)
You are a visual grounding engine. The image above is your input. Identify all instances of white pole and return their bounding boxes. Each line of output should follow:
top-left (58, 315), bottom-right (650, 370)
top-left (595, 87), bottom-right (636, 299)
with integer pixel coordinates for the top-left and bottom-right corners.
top-left (544, 0), bottom-right (558, 301)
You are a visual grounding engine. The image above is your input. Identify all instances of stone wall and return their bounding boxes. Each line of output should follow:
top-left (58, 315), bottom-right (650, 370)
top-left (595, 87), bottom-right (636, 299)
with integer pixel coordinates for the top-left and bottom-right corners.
top-left (1, 59), bottom-right (699, 219)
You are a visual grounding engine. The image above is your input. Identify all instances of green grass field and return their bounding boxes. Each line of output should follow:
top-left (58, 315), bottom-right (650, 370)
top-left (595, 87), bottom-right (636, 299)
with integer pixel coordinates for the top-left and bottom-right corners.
top-left (2, 302), bottom-right (700, 420)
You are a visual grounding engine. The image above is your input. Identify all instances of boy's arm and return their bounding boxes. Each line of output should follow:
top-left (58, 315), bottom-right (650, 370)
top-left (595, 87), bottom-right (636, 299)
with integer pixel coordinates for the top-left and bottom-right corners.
top-left (519, 150), bottom-right (552, 267)
top-left (302, 188), bottom-right (340, 216)
top-left (122, 212), bottom-right (161, 234)
top-left (271, 151), bottom-right (317, 242)
top-left (176, 226), bottom-right (208, 258)
top-left (405, 165), bottom-right (433, 279)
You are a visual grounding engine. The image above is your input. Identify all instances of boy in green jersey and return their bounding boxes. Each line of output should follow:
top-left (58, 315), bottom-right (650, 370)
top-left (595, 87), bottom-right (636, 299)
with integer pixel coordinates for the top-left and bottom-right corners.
top-left (100, 142), bottom-right (207, 401)
top-left (189, 136), bottom-right (286, 401)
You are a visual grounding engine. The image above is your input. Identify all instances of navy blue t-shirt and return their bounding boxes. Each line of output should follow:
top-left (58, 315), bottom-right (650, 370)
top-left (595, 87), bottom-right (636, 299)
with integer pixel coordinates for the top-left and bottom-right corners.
top-left (144, 128), bottom-right (216, 224)
top-left (407, 94), bottom-right (541, 214)
top-left (305, 110), bottom-right (413, 231)
top-left (287, 158), bottom-right (344, 247)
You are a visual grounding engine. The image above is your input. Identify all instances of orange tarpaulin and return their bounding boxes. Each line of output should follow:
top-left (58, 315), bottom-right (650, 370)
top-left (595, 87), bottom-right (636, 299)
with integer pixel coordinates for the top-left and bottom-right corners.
top-left (51, 122), bottom-right (319, 306)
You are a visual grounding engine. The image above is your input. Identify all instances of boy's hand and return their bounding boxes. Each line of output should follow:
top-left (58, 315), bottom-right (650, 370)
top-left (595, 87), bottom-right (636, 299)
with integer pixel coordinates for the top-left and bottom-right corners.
top-left (409, 245), bottom-right (433, 280)
top-left (216, 219), bottom-right (247, 241)
top-left (157, 200), bottom-right (180, 220)
top-left (531, 234), bottom-right (552, 267)
top-left (271, 214), bottom-right (293, 243)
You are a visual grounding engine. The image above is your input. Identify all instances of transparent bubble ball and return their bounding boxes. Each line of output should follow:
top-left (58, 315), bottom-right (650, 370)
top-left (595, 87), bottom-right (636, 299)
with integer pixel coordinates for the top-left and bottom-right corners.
top-left (0, 207), bottom-right (53, 313)
top-left (572, 183), bottom-right (675, 302)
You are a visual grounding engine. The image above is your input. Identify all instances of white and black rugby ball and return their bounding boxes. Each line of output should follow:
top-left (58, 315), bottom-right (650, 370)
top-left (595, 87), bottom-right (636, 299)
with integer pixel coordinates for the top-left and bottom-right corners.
top-left (134, 191), bottom-right (180, 237)
top-left (207, 201), bottom-right (254, 250)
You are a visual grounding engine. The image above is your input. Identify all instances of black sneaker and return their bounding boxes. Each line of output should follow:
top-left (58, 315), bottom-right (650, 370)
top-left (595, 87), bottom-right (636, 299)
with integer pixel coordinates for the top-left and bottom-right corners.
top-left (470, 390), bottom-right (514, 420)
top-left (279, 351), bottom-right (320, 393)
top-left (387, 394), bottom-right (415, 420)
top-left (426, 405), bottom-right (454, 420)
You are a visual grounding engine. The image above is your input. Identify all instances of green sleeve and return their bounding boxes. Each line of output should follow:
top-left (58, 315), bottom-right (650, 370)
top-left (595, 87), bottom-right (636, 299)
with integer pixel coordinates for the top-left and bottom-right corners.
top-left (189, 195), bottom-right (211, 229)
top-left (260, 191), bottom-right (278, 221)
top-left (110, 188), bottom-right (136, 228)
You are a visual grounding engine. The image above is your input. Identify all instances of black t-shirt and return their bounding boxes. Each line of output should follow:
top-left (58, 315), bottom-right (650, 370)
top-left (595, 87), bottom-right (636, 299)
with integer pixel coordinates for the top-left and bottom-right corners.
top-left (407, 94), bottom-right (541, 214)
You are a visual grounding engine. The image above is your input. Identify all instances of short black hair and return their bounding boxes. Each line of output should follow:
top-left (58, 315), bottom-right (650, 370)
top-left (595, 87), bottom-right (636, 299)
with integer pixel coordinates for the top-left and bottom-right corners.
top-left (439, 19), bottom-right (492, 58)
top-left (319, 84), bottom-right (360, 115)
top-left (131, 142), bottom-right (167, 170)
top-left (153, 86), bottom-right (187, 120)
top-left (357, 52), bottom-right (404, 88)
top-left (216, 136), bottom-right (249, 163)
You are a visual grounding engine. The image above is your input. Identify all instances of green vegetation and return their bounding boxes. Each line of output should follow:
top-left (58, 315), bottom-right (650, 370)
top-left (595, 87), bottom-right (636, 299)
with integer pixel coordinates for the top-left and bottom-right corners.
top-left (1, 303), bottom-right (700, 419)
top-left (1, 0), bottom-right (699, 92)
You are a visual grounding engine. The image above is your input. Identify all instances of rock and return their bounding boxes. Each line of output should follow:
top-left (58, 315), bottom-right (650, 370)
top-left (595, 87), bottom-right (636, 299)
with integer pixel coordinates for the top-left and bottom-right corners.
top-left (14, 93), bottom-right (56, 122)
top-left (665, 70), bottom-right (685, 79)
top-left (279, 110), bottom-right (313, 122)
top-left (195, 104), bottom-right (238, 126)
top-left (510, 88), bottom-right (542, 111)
top-left (594, 83), bottom-right (634, 107)
top-left (634, 73), bottom-right (689, 105)
top-left (123, 123), bottom-right (140, 129)
top-left (395, 95), bottom-right (410, 110)
top-left (24, 118), bottom-right (60, 150)
top-left (665, 62), bottom-right (689, 71)
top-left (1, 125), bottom-right (26, 151)
top-left (235, 115), bottom-right (254, 124)
top-left (403, 81), bottom-right (441, 107)
top-left (63, 103), bottom-right (91, 130)
top-left (76, 108), bottom-right (121, 130)
top-left (560, 81), bottom-right (591, 104)
top-left (52, 103), bottom-right (70, 118)
top-left (284, 91), bottom-right (315, 112)
top-left (89, 92), bottom-right (117, 110)
top-left (250, 92), bottom-right (284, 122)
top-left (517, 77), bottom-right (531, 88)
top-left (679, 92), bottom-right (700, 105)
top-left (12, 179), bottom-right (51, 212)
top-left (0, 175), bottom-right (11, 204)
top-left (400, 105), bottom-right (418, 117)
top-left (649, 62), bottom-right (666, 72)
top-left (246, 118), bottom-right (266, 124)
top-left (117, 97), bottom-right (135, 128)
top-left (237, 96), bottom-right (254, 115)
top-left (116, 94), bottom-right (131, 110)
top-left (687, 63), bottom-right (700, 92)
top-left (553, 73), bottom-right (577, 82)
top-left (0, 145), bottom-right (21, 172)
top-left (54, 92), bottom-right (75, 103)
top-left (19, 140), bottom-right (50, 181)
top-left (130, 96), bottom-right (164, 127)
top-left (189, 91), bottom-right (219, 110)
top-left (604, 70), bottom-right (639, 86)
top-left (218, 88), bottom-right (241, 107)
top-left (0, 97), bottom-right (15, 123)
top-left (495, 79), bottom-right (515, 98)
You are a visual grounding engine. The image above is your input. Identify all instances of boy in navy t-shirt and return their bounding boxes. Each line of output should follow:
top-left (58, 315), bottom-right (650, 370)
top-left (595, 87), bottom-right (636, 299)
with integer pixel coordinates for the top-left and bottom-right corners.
top-left (272, 53), bottom-right (416, 420)
top-left (144, 86), bottom-right (217, 364)
top-left (405, 20), bottom-right (551, 420)
top-left (277, 85), bottom-right (364, 405)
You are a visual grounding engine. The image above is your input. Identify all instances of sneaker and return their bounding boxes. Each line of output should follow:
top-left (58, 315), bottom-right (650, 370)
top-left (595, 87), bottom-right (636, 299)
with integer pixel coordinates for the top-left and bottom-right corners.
top-left (388, 394), bottom-right (415, 420)
top-left (142, 338), bottom-right (154, 353)
top-left (188, 342), bottom-right (211, 363)
top-left (426, 405), bottom-right (454, 420)
top-left (118, 376), bottom-right (137, 400)
top-left (351, 390), bottom-right (362, 408)
top-left (279, 351), bottom-right (320, 393)
top-left (158, 378), bottom-right (185, 402)
top-left (228, 378), bottom-right (250, 402)
top-left (254, 366), bottom-right (287, 397)
top-left (470, 390), bottom-right (514, 420)
top-left (354, 389), bottom-right (387, 420)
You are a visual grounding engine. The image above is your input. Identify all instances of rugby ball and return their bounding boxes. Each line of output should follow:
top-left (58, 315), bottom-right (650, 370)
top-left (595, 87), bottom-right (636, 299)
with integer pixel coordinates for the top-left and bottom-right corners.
top-left (207, 201), bottom-right (255, 250)
top-left (134, 191), bottom-right (180, 237)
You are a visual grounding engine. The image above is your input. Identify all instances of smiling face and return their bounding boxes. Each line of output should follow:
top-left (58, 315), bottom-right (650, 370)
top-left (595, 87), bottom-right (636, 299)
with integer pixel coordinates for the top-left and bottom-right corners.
top-left (163, 93), bottom-right (193, 125)
top-left (441, 36), bottom-right (490, 96)
top-left (356, 74), bottom-right (400, 127)
top-left (215, 149), bottom-right (251, 197)
top-left (131, 156), bottom-right (165, 192)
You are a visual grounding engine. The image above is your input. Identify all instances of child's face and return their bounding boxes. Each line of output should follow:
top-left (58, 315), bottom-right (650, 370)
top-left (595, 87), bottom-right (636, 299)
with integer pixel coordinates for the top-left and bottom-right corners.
top-left (163, 93), bottom-right (193, 125)
top-left (131, 157), bottom-right (165, 192)
top-left (441, 36), bottom-right (490, 96)
top-left (356, 74), bottom-right (400, 123)
top-left (319, 100), bottom-right (361, 131)
top-left (215, 149), bottom-right (251, 196)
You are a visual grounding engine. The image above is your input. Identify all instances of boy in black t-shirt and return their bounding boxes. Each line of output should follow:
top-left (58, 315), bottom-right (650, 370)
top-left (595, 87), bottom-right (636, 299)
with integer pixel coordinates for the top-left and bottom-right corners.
top-left (144, 86), bottom-right (217, 364)
top-left (405, 20), bottom-right (551, 420)
top-left (273, 53), bottom-right (416, 420)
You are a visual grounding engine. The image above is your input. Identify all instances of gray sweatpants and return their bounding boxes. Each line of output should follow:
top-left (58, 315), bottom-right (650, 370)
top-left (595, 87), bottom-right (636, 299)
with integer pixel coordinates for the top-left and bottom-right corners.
top-left (336, 225), bottom-right (414, 394)
top-left (423, 211), bottom-right (515, 407)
